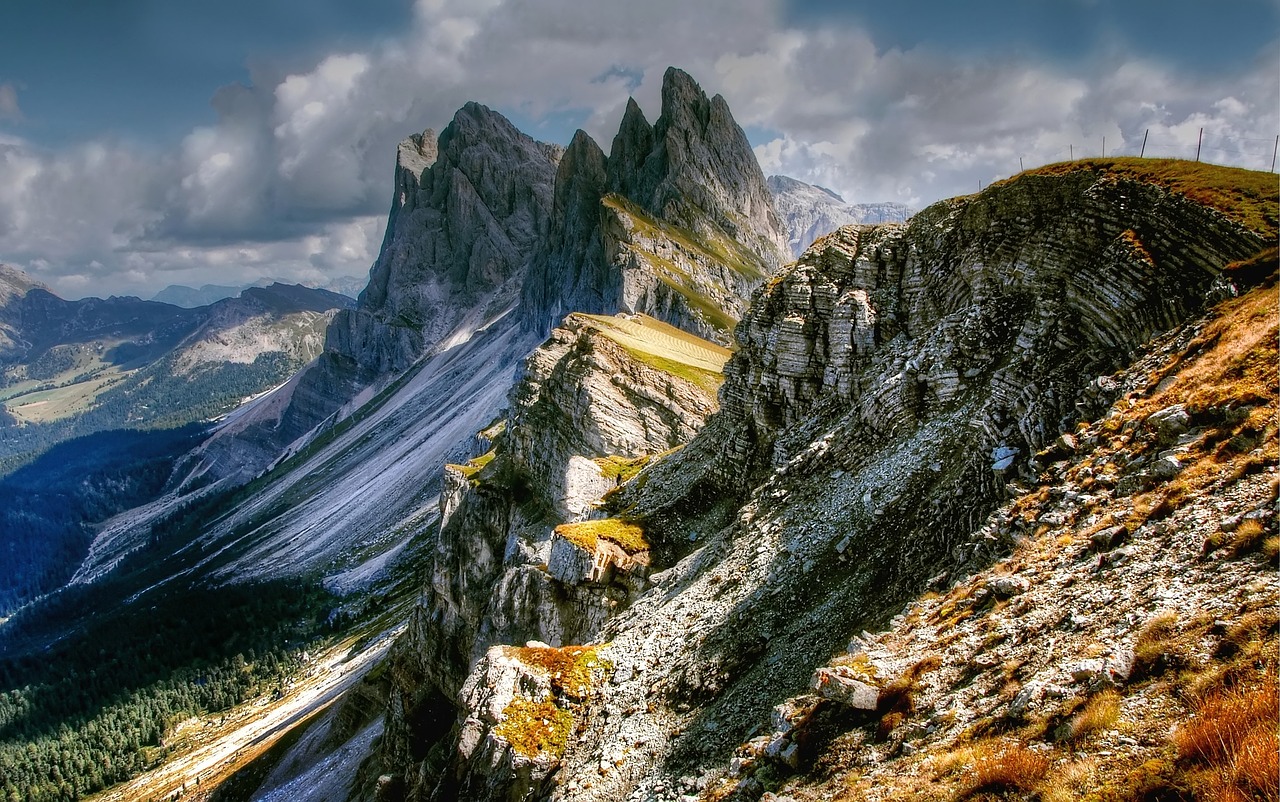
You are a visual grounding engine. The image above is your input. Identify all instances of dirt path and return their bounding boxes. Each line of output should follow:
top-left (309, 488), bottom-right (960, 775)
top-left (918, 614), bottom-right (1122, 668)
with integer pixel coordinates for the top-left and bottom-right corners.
top-left (89, 626), bottom-right (402, 802)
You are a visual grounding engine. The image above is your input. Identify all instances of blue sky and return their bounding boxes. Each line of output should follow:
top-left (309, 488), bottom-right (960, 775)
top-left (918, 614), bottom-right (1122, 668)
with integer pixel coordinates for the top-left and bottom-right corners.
top-left (0, 0), bottom-right (1275, 298)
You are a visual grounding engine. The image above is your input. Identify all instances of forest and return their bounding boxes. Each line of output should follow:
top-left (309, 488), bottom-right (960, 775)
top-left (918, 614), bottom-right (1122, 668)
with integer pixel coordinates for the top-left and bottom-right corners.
top-left (0, 425), bottom-right (207, 616)
top-left (0, 576), bottom-right (334, 802)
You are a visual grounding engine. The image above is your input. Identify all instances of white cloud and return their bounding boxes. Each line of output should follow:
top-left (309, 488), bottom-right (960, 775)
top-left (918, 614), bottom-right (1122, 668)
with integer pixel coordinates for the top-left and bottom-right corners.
top-left (0, 1), bottom-right (1275, 298)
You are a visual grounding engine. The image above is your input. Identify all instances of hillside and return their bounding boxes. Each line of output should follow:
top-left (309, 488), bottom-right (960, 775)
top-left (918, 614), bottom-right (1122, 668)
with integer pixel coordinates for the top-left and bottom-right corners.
top-left (366, 158), bottom-right (1275, 802)
top-left (0, 279), bottom-right (354, 614)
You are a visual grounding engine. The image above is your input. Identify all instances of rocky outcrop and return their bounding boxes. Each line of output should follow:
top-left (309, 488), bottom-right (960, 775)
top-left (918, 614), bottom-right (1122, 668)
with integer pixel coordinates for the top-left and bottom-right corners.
top-left (521, 68), bottom-right (791, 344)
top-left (767, 174), bottom-right (912, 258)
top-left (387, 162), bottom-right (1269, 802)
top-left (377, 314), bottom-right (729, 801)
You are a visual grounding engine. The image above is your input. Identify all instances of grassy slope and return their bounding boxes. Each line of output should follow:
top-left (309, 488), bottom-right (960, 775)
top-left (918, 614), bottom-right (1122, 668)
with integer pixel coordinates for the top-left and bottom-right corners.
top-left (574, 312), bottom-right (731, 393)
top-left (1014, 158), bottom-right (1278, 237)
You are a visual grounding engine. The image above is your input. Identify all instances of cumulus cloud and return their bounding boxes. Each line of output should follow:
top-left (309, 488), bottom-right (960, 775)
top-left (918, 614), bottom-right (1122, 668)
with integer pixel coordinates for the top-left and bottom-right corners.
top-left (0, 0), bottom-right (1275, 298)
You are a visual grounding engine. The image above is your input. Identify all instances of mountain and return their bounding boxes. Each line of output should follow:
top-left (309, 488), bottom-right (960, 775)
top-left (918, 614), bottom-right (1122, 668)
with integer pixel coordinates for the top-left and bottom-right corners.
top-left (153, 276), bottom-right (368, 307)
top-left (521, 67), bottom-right (791, 344)
top-left (767, 174), bottom-right (913, 258)
top-left (152, 282), bottom-right (266, 307)
top-left (1, 60), bottom-right (1275, 802)
top-left (367, 160), bottom-right (1275, 802)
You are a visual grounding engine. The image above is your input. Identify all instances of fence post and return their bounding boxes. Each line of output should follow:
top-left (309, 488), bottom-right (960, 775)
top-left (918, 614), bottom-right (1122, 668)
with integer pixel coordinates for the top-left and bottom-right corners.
top-left (1272, 135), bottom-right (1278, 172)
top-left (1140, 129), bottom-right (1148, 158)
top-left (1019, 156), bottom-right (1024, 172)
top-left (1195, 128), bottom-right (1202, 162)
top-left (1070, 144), bottom-right (1073, 161)
top-left (1102, 136), bottom-right (1105, 158)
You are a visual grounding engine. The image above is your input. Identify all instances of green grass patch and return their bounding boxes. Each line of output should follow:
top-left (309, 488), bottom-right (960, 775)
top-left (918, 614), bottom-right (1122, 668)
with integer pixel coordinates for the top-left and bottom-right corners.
top-left (492, 697), bottom-right (573, 759)
top-left (447, 449), bottom-right (495, 480)
top-left (602, 193), bottom-right (769, 280)
top-left (1015, 158), bottom-right (1278, 237)
top-left (594, 454), bottom-right (652, 483)
top-left (573, 313), bottom-right (730, 393)
top-left (554, 518), bottom-right (649, 554)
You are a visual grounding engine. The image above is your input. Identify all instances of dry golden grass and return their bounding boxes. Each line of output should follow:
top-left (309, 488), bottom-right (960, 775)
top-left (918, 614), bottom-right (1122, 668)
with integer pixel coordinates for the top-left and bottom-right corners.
top-left (1176, 677), bottom-right (1279, 801)
top-left (1016, 158), bottom-right (1279, 236)
top-left (1228, 519), bottom-right (1267, 556)
top-left (505, 644), bottom-right (610, 700)
top-left (1067, 690), bottom-right (1121, 742)
top-left (956, 741), bottom-right (1051, 798)
top-left (492, 697), bottom-right (573, 758)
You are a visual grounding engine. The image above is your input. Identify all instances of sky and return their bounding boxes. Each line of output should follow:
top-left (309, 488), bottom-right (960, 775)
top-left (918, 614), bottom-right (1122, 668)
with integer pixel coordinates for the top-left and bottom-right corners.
top-left (0, 0), bottom-right (1276, 299)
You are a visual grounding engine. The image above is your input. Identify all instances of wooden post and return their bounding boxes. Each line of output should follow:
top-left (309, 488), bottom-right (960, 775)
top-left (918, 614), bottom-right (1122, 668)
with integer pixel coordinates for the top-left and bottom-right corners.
top-left (1102, 136), bottom-right (1105, 158)
top-left (1070, 144), bottom-right (1073, 160)
top-left (1140, 129), bottom-right (1148, 158)
top-left (1272, 135), bottom-right (1278, 172)
top-left (1196, 127), bottom-right (1203, 162)
top-left (1019, 156), bottom-right (1024, 172)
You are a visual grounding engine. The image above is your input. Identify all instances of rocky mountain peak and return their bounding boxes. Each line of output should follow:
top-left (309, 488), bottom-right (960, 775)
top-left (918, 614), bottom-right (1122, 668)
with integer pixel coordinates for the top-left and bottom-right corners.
top-left (768, 173), bottom-right (913, 257)
top-left (607, 98), bottom-right (654, 188)
top-left (521, 67), bottom-right (790, 343)
top-left (340, 102), bottom-right (559, 370)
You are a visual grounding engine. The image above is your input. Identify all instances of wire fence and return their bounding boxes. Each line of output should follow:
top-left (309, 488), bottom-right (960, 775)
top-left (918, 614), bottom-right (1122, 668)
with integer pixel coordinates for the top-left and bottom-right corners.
top-left (856, 128), bottom-right (1278, 223)
top-left (1023, 129), bottom-right (1279, 169)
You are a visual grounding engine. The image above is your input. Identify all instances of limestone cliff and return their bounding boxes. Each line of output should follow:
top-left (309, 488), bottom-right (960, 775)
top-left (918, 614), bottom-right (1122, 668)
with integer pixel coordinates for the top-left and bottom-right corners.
top-left (521, 68), bottom-right (790, 344)
top-left (377, 160), bottom-right (1273, 802)
top-left (373, 313), bottom-right (729, 801)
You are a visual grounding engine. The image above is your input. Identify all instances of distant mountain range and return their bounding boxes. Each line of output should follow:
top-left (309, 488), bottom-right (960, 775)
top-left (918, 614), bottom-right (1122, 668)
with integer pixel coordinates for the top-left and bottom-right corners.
top-left (767, 174), bottom-right (914, 257)
top-left (151, 274), bottom-right (366, 307)
top-left (0, 265), bottom-right (355, 474)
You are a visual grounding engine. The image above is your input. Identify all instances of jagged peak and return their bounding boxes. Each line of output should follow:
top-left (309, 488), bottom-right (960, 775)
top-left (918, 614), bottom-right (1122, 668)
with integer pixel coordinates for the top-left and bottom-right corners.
top-left (565, 128), bottom-right (604, 159)
top-left (659, 66), bottom-right (712, 132)
top-left (437, 101), bottom-right (528, 153)
top-left (397, 128), bottom-right (437, 179)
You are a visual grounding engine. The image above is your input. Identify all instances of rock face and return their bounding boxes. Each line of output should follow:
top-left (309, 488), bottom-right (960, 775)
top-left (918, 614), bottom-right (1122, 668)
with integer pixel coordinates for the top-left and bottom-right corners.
top-left (521, 68), bottom-right (791, 344)
top-left (194, 106), bottom-right (562, 483)
top-left (377, 163), bottom-right (1270, 802)
top-left (334, 106), bottom-right (561, 376)
top-left (767, 174), bottom-right (913, 258)
top-left (377, 314), bottom-right (728, 802)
